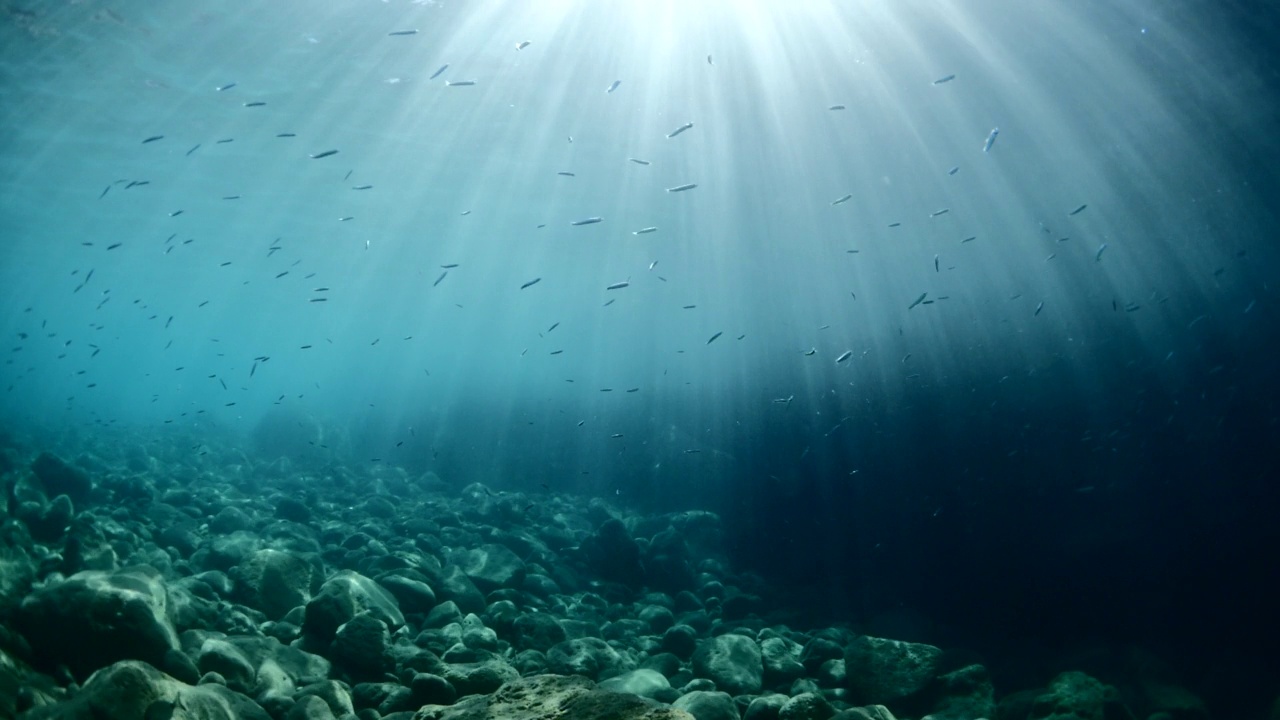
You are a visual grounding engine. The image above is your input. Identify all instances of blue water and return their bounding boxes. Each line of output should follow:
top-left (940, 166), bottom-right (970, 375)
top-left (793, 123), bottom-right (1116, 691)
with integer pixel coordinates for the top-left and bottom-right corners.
top-left (2, 0), bottom-right (1278, 713)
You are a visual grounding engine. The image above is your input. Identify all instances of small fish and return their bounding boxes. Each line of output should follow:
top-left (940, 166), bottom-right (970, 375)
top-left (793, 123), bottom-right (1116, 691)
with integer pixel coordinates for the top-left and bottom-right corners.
top-left (707, 54), bottom-right (714, 65)
top-left (931, 208), bottom-right (950, 217)
top-left (446, 80), bottom-right (476, 87)
top-left (933, 74), bottom-right (956, 84)
top-left (433, 271), bottom-right (448, 287)
top-left (948, 166), bottom-right (959, 175)
top-left (707, 331), bottom-right (723, 344)
top-left (549, 349), bottom-right (563, 355)
top-left (217, 83), bottom-right (236, 91)
top-left (429, 64), bottom-right (449, 80)
top-left (832, 194), bottom-right (852, 206)
top-left (835, 350), bottom-right (852, 364)
top-left (215, 138), bottom-right (234, 144)
top-left (633, 227), bottom-right (658, 235)
top-left (934, 255), bottom-right (940, 272)
top-left (628, 158), bottom-right (650, 165)
top-left (571, 217), bottom-right (603, 226)
top-left (1095, 243), bottom-right (1108, 261)
top-left (1244, 300), bottom-right (1256, 313)
top-left (606, 281), bottom-right (630, 290)
top-left (275, 271), bottom-right (288, 279)
top-left (1069, 204), bottom-right (1088, 216)
top-left (607, 80), bottom-right (621, 93)
top-left (557, 172), bottom-right (575, 177)
top-left (983, 127), bottom-right (999, 153)
top-left (142, 135), bottom-right (164, 144)
top-left (908, 292), bottom-right (927, 310)
top-left (803, 348), bottom-right (817, 356)
top-left (440, 263), bottom-right (458, 269)
top-left (107, 242), bottom-right (122, 250)
top-left (352, 185), bottom-right (373, 190)
top-left (829, 105), bottom-right (846, 110)
top-left (276, 133), bottom-right (296, 138)
top-left (1035, 301), bottom-right (1044, 316)
top-left (682, 305), bottom-right (696, 309)
top-left (888, 222), bottom-right (902, 228)
top-left (961, 236), bottom-right (976, 243)
top-left (548, 322), bottom-right (560, 332)
top-left (244, 101), bottom-right (266, 107)
top-left (520, 277), bottom-right (541, 289)
top-left (310, 150), bottom-right (338, 159)
top-left (388, 29), bottom-right (418, 36)
top-left (666, 183), bottom-right (697, 192)
top-left (667, 122), bottom-right (694, 138)
top-left (516, 41), bottom-right (531, 50)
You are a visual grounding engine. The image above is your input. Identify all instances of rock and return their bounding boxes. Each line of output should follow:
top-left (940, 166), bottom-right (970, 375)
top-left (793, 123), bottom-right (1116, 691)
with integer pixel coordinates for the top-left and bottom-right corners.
top-left (662, 625), bottom-right (699, 660)
top-left (31, 453), bottom-right (92, 504)
top-left (436, 564), bottom-right (487, 615)
top-left (18, 565), bottom-right (179, 680)
top-left (425, 600), bottom-right (465, 629)
top-left (761, 636), bottom-right (807, 688)
top-left (233, 549), bottom-right (315, 620)
top-left (288, 694), bottom-right (339, 720)
top-left (672, 690), bottom-right (739, 720)
top-left (411, 672), bottom-right (457, 706)
top-left (331, 611), bottom-right (392, 680)
top-left (1141, 682), bottom-right (1207, 720)
top-left (379, 574), bottom-right (437, 613)
top-left (196, 638), bottom-right (256, 694)
top-left (512, 612), bottom-right (568, 652)
top-left (599, 669), bottom-right (673, 699)
top-left (296, 680), bottom-right (357, 717)
top-left (209, 506), bottom-right (254, 534)
top-left (692, 633), bottom-right (763, 695)
top-left (744, 694), bottom-right (790, 720)
top-left (441, 656), bottom-right (520, 697)
top-left (779, 692), bottom-right (836, 720)
top-left (924, 663), bottom-right (995, 720)
top-left (546, 637), bottom-right (635, 681)
top-left (454, 544), bottom-right (527, 592)
top-left (17, 660), bottom-right (271, 720)
top-left (303, 570), bottom-right (404, 644)
top-left (1026, 671), bottom-right (1130, 720)
top-left (411, 673), bottom-right (693, 720)
top-left (276, 497), bottom-right (312, 523)
top-left (844, 636), bottom-right (942, 704)
top-left (639, 605), bottom-right (676, 634)
top-left (581, 519), bottom-right (645, 587)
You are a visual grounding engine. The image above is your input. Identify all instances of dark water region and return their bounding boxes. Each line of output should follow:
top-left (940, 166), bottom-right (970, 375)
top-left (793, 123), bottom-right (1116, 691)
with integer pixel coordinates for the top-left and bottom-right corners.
top-left (3, 0), bottom-right (1280, 719)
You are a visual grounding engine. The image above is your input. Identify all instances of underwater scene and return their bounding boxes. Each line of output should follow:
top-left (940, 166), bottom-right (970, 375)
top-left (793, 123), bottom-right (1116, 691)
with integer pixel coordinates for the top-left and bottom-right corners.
top-left (1, 1), bottom-right (1278, 719)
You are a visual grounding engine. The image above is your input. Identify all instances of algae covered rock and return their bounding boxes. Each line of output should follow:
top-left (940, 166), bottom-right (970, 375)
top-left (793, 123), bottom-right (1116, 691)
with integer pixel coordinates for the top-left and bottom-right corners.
top-left (412, 673), bottom-right (694, 720)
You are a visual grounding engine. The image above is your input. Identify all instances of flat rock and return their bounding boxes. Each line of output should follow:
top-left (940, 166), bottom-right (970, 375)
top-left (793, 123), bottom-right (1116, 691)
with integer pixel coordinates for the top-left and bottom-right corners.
top-left (843, 636), bottom-right (942, 704)
top-left (692, 633), bottom-right (763, 695)
top-left (412, 673), bottom-right (693, 720)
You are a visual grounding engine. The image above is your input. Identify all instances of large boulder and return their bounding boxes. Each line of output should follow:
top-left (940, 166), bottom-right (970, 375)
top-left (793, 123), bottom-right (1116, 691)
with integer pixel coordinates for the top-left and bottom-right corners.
top-left (843, 636), bottom-right (942, 704)
top-left (692, 633), bottom-right (763, 695)
top-left (302, 570), bottom-right (403, 644)
top-left (30, 453), bottom-right (92, 504)
top-left (453, 544), bottom-right (527, 592)
top-left (18, 566), bottom-right (179, 680)
top-left (232, 549), bottom-right (315, 620)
